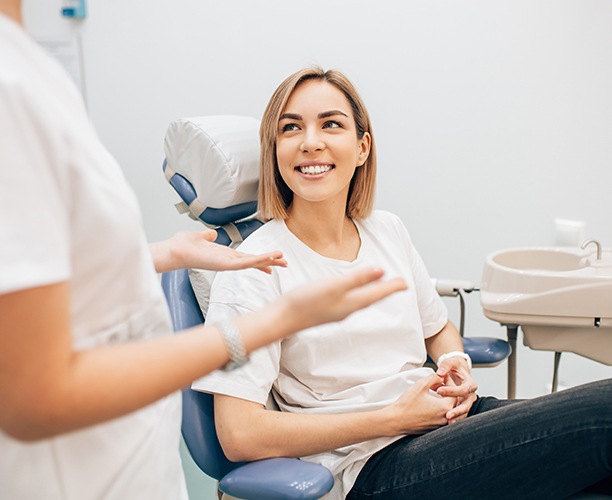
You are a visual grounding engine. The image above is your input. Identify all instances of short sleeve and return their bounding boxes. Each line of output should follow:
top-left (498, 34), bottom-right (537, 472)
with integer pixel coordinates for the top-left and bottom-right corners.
top-left (0, 80), bottom-right (70, 293)
top-left (190, 267), bottom-right (283, 405)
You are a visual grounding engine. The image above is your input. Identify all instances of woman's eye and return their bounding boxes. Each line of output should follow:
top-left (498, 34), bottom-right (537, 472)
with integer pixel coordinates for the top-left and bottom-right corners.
top-left (281, 123), bottom-right (299, 133)
top-left (323, 121), bottom-right (341, 129)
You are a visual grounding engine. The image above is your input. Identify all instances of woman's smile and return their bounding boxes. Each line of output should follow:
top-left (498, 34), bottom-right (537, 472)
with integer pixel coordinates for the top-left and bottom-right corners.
top-left (296, 161), bottom-right (335, 176)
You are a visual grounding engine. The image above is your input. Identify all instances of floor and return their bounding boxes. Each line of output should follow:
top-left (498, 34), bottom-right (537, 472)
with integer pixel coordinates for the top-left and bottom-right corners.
top-left (180, 438), bottom-right (217, 500)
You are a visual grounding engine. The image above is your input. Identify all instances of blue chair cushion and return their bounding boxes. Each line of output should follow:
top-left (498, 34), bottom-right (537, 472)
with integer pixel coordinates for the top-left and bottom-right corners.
top-left (220, 457), bottom-right (334, 500)
top-left (462, 337), bottom-right (512, 366)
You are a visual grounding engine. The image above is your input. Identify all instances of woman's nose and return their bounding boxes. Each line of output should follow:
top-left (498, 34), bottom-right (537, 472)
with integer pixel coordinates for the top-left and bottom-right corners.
top-left (300, 127), bottom-right (324, 153)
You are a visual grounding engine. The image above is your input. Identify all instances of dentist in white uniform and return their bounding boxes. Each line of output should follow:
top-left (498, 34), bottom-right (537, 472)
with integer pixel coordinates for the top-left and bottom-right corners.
top-left (0, 1), bottom-right (407, 498)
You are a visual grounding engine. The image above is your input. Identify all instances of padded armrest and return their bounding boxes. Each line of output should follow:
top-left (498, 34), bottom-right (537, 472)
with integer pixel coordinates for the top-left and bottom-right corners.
top-left (220, 457), bottom-right (334, 500)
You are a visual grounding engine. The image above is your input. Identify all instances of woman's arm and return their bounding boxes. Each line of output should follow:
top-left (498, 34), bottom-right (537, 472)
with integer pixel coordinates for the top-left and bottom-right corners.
top-left (424, 321), bottom-right (465, 365)
top-left (149, 229), bottom-right (287, 274)
top-left (213, 323), bottom-right (476, 462)
top-left (215, 371), bottom-right (456, 462)
top-left (0, 268), bottom-right (405, 441)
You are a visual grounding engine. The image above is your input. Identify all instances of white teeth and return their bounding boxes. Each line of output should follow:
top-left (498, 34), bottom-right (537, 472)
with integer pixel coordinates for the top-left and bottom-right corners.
top-left (299, 165), bottom-right (332, 175)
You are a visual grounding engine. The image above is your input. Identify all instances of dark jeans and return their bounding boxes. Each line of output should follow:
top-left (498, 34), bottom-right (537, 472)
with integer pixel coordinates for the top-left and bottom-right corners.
top-left (348, 379), bottom-right (612, 499)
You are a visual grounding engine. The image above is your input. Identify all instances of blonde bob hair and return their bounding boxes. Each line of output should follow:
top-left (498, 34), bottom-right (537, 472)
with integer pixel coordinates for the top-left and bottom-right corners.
top-left (258, 67), bottom-right (377, 221)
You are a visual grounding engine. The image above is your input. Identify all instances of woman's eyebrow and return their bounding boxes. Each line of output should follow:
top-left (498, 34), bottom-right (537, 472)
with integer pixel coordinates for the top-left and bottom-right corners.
top-left (279, 113), bottom-right (302, 121)
top-left (279, 110), bottom-right (349, 121)
top-left (318, 110), bottom-right (349, 119)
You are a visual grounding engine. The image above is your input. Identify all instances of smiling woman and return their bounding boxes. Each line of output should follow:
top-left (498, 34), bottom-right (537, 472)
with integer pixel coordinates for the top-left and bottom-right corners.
top-left (192, 67), bottom-right (612, 500)
top-left (274, 79), bottom-right (371, 262)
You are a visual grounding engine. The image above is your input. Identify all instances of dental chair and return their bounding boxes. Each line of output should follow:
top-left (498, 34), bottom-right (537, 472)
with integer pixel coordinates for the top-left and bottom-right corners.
top-left (161, 115), bottom-right (513, 499)
top-left (163, 115), bottom-right (334, 499)
top-left (162, 268), bottom-right (334, 500)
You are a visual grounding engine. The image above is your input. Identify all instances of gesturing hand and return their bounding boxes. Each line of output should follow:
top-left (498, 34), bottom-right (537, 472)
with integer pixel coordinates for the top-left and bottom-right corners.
top-left (285, 268), bottom-right (408, 330)
top-left (153, 229), bottom-right (287, 274)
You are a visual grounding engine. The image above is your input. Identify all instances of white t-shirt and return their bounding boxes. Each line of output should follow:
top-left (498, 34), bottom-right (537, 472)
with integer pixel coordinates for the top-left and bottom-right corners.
top-left (0, 15), bottom-right (186, 500)
top-left (192, 211), bottom-right (448, 499)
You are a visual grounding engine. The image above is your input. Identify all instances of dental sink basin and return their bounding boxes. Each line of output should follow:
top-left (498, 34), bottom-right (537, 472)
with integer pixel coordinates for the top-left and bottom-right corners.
top-left (480, 246), bottom-right (612, 365)
top-left (492, 248), bottom-right (588, 272)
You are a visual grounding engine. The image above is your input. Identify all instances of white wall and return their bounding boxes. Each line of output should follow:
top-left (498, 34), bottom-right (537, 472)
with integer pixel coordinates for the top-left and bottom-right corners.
top-left (24, 0), bottom-right (612, 399)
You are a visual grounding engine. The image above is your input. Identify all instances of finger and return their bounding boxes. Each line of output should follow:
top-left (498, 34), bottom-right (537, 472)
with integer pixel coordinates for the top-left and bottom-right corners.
top-left (254, 257), bottom-right (288, 274)
top-left (338, 267), bottom-right (407, 298)
top-left (436, 365), bottom-right (449, 376)
top-left (201, 229), bottom-right (218, 242)
top-left (260, 250), bottom-right (284, 261)
top-left (415, 372), bottom-right (445, 393)
top-left (448, 413), bottom-right (468, 424)
top-left (343, 277), bottom-right (407, 311)
top-left (268, 257), bottom-right (288, 267)
top-left (236, 251), bottom-right (286, 266)
top-left (335, 267), bottom-right (386, 291)
top-left (436, 382), bottom-right (476, 398)
top-left (235, 255), bottom-right (287, 271)
top-left (447, 397), bottom-right (475, 423)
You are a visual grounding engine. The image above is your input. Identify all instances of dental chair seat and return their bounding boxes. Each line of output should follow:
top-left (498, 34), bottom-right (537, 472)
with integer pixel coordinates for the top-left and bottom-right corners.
top-left (462, 336), bottom-right (511, 366)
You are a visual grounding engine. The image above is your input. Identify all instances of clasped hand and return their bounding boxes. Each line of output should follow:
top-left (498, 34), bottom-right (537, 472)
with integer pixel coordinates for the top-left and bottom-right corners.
top-left (435, 357), bottom-right (478, 424)
top-left (389, 360), bottom-right (478, 436)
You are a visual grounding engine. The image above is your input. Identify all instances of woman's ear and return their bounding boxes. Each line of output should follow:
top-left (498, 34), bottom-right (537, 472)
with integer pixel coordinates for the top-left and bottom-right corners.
top-left (357, 132), bottom-right (371, 167)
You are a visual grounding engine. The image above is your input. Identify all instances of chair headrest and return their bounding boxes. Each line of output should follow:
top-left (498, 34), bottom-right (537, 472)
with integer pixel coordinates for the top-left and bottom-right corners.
top-left (163, 115), bottom-right (261, 227)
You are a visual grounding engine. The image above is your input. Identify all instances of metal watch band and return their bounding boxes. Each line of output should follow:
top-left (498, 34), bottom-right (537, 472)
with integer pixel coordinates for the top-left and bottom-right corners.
top-left (216, 320), bottom-right (249, 371)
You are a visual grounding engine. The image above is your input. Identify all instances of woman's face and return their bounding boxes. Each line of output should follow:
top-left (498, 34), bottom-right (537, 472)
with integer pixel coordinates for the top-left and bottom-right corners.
top-left (275, 79), bottom-right (370, 211)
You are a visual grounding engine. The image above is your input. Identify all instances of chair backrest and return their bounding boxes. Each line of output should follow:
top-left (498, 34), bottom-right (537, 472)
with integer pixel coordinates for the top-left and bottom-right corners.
top-left (162, 116), bottom-right (337, 497)
top-left (161, 269), bottom-right (246, 480)
top-left (161, 116), bottom-right (263, 480)
top-left (163, 115), bottom-right (263, 245)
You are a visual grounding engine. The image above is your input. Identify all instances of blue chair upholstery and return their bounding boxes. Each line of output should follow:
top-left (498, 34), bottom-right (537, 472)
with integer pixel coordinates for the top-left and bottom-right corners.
top-left (161, 268), bottom-right (334, 500)
top-left (462, 336), bottom-right (511, 366)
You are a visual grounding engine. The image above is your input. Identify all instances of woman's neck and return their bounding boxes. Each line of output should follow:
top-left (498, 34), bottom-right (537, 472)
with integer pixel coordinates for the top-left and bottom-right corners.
top-left (285, 200), bottom-right (361, 262)
top-left (0, 0), bottom-right (22, 25)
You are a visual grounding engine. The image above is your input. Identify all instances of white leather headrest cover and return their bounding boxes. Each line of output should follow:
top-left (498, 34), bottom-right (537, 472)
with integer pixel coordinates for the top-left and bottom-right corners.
top-left (164, 115), bottom-right (261, 208)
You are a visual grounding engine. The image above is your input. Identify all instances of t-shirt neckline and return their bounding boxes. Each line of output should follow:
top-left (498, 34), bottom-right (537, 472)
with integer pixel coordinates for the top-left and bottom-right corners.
top-left (279, 218), bottom-right (365, 267)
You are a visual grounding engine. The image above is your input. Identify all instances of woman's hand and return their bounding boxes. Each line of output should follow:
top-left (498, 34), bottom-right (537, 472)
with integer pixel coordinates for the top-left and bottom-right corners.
top-left (150, 229), bottom-right (287, 273)
top-left (383, 373), bottom-right (457, 436)
top-left (435, 357), bottom-right (478, 424)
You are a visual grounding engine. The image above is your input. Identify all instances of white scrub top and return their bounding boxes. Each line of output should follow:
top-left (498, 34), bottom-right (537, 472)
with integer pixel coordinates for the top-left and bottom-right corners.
top-left (0, 14), bottom-right (187, 500)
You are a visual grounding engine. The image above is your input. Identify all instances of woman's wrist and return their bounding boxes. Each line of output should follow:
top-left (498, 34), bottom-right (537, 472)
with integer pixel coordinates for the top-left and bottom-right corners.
top-left (370, 403), bottom-right (404, 438)
top-left (437, 351), bottom-right (472, 370)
